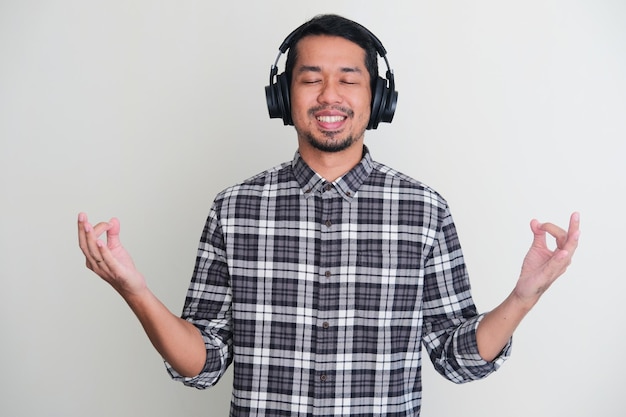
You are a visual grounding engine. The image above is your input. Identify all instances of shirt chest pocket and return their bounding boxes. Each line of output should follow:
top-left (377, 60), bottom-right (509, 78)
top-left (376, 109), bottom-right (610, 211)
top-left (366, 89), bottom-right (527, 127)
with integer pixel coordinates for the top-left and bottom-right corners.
top-left (356, 247), bottom-right (389, 269)
top-left (352, 246), bottom-right (422, 321)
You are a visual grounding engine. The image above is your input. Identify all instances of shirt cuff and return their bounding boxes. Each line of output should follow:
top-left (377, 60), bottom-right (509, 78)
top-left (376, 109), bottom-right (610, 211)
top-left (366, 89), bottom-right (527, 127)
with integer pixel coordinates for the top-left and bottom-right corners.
top-left (457, 313), bottom-right (512, 371)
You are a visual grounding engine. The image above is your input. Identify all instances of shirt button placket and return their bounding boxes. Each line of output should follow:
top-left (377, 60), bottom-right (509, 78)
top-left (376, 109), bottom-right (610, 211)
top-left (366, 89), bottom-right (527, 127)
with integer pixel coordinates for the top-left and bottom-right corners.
top-left (317, 181), bottom-right (336, 397)
top-left (323, 183), bottom-right (333, 228)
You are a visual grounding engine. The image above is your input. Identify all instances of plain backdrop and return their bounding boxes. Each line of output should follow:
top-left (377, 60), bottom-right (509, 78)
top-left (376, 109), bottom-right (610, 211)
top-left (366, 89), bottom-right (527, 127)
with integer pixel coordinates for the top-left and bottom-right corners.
top-left (1, 1), bottom-right (625, 416)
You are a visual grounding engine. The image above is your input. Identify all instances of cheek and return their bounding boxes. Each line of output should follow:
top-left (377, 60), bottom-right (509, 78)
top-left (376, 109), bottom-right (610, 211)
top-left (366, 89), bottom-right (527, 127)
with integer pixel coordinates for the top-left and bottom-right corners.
top-left (360, 97), bottom-right (372, 122)
top-left (289, 90), bottom-right (309, 115)
top-left (360, 90), bottom-right (372, 113)
top-left (289, 93), bottom-right (315, 129)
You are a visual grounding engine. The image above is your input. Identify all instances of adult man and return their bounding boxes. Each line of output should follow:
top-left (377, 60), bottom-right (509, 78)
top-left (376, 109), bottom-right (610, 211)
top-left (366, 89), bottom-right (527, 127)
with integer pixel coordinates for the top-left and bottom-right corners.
top-left (78, 14), bottom-right (579, 416)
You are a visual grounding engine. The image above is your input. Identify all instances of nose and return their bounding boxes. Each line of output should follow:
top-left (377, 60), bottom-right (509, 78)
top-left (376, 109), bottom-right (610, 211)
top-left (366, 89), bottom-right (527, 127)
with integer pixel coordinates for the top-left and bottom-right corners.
top-left (317, 81), bottom-right (342, 105)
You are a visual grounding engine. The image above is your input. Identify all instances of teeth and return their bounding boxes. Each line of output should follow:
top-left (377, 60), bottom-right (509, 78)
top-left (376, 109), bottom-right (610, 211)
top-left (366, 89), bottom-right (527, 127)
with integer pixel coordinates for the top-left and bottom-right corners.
top-left (317, 115), bottom-right (345, 123)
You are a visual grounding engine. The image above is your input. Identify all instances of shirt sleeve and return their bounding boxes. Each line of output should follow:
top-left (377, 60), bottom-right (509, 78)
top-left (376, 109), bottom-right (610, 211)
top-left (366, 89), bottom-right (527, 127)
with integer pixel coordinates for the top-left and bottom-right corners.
top-left (421, 204), bottom-right (511, 383)
top-left (164, 204), bottom-right (234, 389)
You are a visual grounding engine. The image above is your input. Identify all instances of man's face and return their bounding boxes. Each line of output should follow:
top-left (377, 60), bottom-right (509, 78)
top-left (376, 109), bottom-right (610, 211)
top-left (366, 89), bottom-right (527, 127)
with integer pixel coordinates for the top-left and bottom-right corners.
top-left (290, 35), bottom-right (372, 153)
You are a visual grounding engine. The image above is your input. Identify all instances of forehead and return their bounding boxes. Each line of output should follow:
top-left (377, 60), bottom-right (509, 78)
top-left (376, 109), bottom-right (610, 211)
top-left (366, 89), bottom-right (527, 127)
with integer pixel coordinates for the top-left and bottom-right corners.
top-left (293, 35), bottom-right (367, 68)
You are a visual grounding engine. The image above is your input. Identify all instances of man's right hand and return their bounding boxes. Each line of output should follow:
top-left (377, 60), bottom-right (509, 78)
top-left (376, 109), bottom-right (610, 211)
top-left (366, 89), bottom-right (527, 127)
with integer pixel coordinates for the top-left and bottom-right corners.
top-left (77, 212), bottom-right (207, 377)
top-left (77, 212), bottom-right (147, 298)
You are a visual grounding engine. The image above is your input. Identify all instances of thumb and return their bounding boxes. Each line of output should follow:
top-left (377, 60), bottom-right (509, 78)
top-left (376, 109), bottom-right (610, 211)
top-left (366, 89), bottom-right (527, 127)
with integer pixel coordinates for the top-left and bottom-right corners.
top-left (106, 217), bottom-right (123, 248)
top-left (530, 219), bottom-right (546, 246)
top-left (530, 219), bottom-right (546, 239)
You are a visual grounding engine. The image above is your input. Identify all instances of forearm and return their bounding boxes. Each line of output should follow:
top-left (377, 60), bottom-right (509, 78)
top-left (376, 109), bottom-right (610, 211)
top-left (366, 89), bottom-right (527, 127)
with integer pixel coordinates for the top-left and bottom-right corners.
top-left (123, 288), bottom-right (207, 377)
top-left (476, 291), bottom-right (536, 362)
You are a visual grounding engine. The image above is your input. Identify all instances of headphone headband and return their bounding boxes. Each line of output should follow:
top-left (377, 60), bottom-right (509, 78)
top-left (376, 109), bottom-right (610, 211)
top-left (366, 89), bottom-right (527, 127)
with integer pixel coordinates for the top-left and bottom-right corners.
top-left (265, 18), bottom-right (398, 130)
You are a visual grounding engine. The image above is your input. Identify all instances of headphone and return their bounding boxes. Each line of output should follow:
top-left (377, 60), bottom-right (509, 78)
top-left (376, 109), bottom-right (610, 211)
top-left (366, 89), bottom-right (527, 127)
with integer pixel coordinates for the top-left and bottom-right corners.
top-left (265, 21), bottom-right (398, 130)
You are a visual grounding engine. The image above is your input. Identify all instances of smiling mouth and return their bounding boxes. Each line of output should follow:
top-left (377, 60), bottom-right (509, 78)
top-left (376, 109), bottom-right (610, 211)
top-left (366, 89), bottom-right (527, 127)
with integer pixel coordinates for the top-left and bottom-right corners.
top-left (316, 115), bottom-right (346, 123)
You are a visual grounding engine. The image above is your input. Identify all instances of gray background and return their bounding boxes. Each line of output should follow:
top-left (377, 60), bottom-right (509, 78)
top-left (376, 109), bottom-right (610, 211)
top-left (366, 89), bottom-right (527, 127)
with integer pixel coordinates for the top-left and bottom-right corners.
top-left (1, 1), bottom-right (624, 416)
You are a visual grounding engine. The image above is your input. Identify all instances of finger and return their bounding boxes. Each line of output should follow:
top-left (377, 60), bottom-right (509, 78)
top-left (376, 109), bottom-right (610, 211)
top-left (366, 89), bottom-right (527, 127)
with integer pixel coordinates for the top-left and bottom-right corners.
top-left (96, 238), bottom-right (119, 275)
top-left (93, 239), bottom-right (114, 275)
top-left (529, 219), bottom-right (548, 248)
top-left (540, 222), bottom-right (568, 248)
top-left (78, 212), bottom-right (97, 259)
top-left (77, 212), bottom-right (88, 249)
top-left (83, 219), bottom-right (111, 265)
top-left (541, 212), bottom-right (581, 251)
top-left (568, 212), bottom-right (581, 237)
top-left (86, 255), bottom-right (105, 271)
top-left (542, 249), bottom-right (572, 281)
top-left (563, 211), bottom-right (581, 252)
top-left (92, 221), bottom-right (112, 236)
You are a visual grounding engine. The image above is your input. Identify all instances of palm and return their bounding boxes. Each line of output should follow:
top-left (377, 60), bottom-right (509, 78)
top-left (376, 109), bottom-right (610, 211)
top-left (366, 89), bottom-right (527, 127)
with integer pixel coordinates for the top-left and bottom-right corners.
top-left (78, 214), bottom-right (147, 296)
top-left (517, 242), bottom-right (556, 298)
top-left (101, 219), bottom-right (147, 295)
top-left (513, 215), bottom-right (579, 303)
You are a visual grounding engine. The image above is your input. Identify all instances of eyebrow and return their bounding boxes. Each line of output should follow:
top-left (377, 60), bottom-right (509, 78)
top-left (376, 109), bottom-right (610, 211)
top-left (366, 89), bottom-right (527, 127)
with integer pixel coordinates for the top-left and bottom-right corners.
top-left (297, 65), bottom-right (363, 74)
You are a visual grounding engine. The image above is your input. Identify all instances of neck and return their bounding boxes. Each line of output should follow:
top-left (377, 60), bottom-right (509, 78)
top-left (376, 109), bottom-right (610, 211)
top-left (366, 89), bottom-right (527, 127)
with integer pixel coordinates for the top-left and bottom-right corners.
top-left (297, 139), bottom-right (364, 182)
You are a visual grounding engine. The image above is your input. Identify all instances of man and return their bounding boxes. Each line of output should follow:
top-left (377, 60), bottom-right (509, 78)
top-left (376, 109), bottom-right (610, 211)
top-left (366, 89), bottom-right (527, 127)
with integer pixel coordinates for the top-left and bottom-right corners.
top-left (78, 14), bottom-right (579, 416)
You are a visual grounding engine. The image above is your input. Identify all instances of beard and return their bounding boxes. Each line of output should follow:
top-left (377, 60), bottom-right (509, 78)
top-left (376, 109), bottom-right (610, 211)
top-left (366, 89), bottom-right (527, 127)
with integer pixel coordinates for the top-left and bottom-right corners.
top-left (303, 130), bottom-right (357, 153)
top-left (300, 105), bottom-right (364, 153)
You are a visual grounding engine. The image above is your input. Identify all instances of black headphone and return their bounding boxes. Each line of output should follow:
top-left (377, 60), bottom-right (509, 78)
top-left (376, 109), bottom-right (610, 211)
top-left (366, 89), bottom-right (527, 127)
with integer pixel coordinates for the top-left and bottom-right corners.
top-left (265, 21), bottom-right (398, 130)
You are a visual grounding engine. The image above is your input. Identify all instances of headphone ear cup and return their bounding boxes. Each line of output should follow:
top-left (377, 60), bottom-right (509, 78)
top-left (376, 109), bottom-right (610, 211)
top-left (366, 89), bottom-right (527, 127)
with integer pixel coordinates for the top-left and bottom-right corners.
top-left (265, 83), bottom-right (280, 119)
top-left (380, 87), bottom-right (397, 124)
top-left (368, 76), bottom-right (387, 130)
top-left (265, 72), bottom-right (292, 125)
top-left (276, 73), bottom-right (292, 125)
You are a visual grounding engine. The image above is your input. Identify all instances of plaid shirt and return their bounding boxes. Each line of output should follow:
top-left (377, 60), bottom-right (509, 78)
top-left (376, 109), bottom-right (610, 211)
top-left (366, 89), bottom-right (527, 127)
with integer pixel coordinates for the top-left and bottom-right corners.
top-left (167, 147), bottom-right (510, 416)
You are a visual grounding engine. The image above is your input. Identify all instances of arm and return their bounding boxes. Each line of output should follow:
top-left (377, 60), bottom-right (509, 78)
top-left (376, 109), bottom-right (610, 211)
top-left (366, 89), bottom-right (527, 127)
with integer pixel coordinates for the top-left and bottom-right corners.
top-left (476, 212), bottom-right (581, 361)
top-left (421, 206), bottom-right (504, 383)
top-left (77, 213), bottom-right (206, 377)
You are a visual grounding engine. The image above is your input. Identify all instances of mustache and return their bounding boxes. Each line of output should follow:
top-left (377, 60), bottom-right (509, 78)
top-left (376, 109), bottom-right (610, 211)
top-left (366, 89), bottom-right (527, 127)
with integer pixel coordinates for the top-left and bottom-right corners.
top-left (307, 105), bottom-right (354, 119)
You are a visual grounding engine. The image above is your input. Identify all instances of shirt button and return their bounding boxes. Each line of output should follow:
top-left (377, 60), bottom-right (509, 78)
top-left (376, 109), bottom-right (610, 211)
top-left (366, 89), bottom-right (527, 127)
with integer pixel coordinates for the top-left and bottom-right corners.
top-left (325, 220), bottom-right (332, 227)
top-left (320, 374), bottom-right (327, 382)
top-left (324, 270), bottom-right (331, 278)
top-left (324, 183), bottom-right (332, 191)
top-left (322, 322), bottom-right (329, 329)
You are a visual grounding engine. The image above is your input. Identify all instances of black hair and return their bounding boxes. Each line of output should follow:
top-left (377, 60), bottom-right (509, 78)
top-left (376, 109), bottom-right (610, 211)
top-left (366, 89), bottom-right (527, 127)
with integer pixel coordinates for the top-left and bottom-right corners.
top-left (284, 14), bottom-right (379, 93)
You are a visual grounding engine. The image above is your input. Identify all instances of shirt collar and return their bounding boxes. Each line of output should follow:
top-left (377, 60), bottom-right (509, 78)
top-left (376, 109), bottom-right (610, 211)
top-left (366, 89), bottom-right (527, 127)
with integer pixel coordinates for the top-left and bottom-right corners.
top-left (291, 146), bottom-right (374, 201)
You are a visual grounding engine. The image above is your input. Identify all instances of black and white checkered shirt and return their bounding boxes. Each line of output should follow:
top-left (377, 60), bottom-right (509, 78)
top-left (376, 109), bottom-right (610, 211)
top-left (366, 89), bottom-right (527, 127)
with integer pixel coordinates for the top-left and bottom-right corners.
top-left (167, 147), bottom-right (510, 416)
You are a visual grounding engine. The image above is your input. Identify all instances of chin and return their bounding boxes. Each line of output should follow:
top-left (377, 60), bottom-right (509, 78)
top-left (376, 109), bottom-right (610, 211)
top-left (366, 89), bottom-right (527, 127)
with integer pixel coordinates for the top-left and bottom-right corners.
top-left (306, 132), bottom-right (357, 153)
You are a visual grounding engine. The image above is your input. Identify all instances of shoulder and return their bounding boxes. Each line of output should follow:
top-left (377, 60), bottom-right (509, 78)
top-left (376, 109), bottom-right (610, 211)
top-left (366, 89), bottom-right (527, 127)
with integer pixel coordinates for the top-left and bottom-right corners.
top-left (213, 160), bottom-right (294, 203)
top-left (367, 160), bottom-right (449, 209)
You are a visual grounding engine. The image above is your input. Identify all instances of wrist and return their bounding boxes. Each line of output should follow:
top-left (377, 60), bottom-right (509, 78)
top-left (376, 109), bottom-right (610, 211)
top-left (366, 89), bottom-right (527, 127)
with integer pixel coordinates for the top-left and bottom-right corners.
top-left (509, 287), bottom-right (540, 313)
top-left (117, 282), bottom-right (152, 308)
